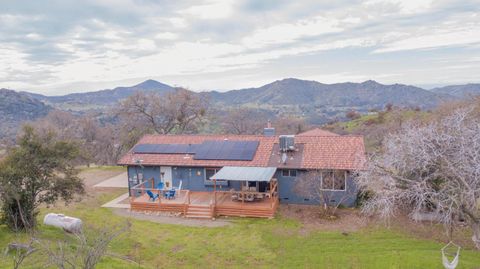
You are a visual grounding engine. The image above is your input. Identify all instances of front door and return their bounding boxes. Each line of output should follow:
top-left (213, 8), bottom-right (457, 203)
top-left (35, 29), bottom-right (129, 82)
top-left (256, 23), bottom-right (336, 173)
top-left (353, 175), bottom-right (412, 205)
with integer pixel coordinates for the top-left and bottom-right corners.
top-left (160, 167), bottom-right (173, 189)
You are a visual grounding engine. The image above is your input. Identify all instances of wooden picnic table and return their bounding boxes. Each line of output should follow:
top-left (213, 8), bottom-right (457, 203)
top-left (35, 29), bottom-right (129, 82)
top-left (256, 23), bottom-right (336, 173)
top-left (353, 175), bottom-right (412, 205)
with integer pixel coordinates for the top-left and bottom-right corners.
top-left (231, 191), bottom-right (266, 202)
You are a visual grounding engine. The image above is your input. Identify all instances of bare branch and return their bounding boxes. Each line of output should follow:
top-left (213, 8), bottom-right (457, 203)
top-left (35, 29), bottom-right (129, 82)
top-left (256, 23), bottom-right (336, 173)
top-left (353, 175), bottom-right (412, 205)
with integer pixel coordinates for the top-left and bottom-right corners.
top-left (357, 107), bottom-right (480, 248)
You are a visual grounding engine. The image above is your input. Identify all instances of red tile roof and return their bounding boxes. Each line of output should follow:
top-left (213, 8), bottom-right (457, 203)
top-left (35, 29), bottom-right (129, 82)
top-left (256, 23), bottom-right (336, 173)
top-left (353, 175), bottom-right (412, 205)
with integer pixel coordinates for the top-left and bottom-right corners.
top-left (118, 134), bottom-right (276, 167)
top-left (295, 136), bottom-right (365, 170)
top-left (297, 128), bottom-right (339, 136)
top-left (118, 134), bottom-right (365, 170)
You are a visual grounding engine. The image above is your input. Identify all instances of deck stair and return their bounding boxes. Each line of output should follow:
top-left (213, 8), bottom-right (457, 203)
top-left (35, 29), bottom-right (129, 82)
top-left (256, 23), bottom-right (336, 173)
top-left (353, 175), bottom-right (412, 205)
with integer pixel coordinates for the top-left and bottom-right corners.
top-left (185, 204), bottom-right (213, 219)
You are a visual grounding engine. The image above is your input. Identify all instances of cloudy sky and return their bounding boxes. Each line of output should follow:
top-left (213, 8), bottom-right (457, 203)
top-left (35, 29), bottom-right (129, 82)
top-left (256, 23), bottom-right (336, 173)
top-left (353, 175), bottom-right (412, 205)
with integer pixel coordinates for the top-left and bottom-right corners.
top-left (1, 0), bottom-right (480, 95)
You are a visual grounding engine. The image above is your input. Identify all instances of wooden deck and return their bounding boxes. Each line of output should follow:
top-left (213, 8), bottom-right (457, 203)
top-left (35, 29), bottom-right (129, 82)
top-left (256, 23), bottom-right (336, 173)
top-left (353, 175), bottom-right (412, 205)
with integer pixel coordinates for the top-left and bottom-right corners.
top-left (130, 191), bottom-right (278, 218)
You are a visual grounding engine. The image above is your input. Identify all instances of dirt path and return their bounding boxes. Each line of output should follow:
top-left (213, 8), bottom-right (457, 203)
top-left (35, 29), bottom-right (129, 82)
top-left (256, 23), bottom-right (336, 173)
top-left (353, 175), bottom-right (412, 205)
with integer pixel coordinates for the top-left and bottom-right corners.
top-left (112, 208), bottom-right (231, 228)
top-left (79, 167), bottom-right (125, 188)
top-left (94, 172), bottom-right (128, 188)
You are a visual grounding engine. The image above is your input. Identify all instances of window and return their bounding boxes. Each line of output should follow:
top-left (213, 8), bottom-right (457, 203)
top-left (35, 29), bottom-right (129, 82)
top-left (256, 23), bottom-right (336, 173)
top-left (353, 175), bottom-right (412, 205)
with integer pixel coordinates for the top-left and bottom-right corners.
top-left (204, 168), bottom-right (227, 186)
top-left (333, 170), bottom-right (346, 190)
top-left (205, 168), bottom-right (220, 181)
top-left (320, 170), bottom-right (346, 191)
top-left (282, 169), bottom-right (297, 177)
top-left (321, 171), bottom-right (334, 190)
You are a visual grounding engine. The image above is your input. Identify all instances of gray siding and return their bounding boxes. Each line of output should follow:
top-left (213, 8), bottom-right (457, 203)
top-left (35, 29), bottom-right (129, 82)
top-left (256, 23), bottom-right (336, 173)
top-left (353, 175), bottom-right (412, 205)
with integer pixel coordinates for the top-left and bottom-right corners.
top-left (127, 165), bottom-right (160, 197)
top-left (276, 170), bottom-right (357, 207)
top-left (172, 167), bottom-right (243, 191)
top-left (127, 166), bottom-right (243, 192)
top-left (126, 166), bottom-right (358, 207)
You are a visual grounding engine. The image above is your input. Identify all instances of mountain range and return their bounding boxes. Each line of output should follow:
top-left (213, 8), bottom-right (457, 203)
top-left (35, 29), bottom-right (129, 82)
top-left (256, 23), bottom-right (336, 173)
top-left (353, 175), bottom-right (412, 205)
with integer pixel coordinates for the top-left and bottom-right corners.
top-left (0, 88), bottom-right (51, 139)
top-left (25, 79), bottom-right (173, 105)
top-left (430, 84), bottom-right (480, 98)
top-left (2, 78), bottom-right (480, 140)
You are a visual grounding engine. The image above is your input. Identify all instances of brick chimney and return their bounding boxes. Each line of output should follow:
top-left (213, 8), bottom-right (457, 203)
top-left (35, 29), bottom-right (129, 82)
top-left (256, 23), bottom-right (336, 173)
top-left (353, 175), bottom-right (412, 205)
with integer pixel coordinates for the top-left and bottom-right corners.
top-left (263, 120), bottom-right (275, 136)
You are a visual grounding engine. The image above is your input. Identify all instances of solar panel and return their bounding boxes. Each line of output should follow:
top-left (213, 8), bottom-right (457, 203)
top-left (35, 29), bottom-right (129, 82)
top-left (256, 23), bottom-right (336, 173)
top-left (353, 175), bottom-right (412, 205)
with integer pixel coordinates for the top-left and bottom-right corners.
top-left (193, 140), bottom-right (259, 161)
top-left (133, 141), bottom-right (260, 161)
top-left (133, 144), bottom-right (197, 154)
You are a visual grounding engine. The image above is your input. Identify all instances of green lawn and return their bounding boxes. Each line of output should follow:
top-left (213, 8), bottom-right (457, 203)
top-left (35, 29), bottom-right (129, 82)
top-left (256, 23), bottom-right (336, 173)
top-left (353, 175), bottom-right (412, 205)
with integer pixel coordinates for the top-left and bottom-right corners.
top-left (2, 191), bottom-right (480, 269)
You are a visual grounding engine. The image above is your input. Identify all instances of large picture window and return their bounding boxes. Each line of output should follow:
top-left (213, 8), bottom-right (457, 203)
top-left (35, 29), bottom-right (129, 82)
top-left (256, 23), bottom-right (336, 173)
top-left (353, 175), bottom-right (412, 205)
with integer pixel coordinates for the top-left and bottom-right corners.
top-left (320, 170), bottom-right (346, 191)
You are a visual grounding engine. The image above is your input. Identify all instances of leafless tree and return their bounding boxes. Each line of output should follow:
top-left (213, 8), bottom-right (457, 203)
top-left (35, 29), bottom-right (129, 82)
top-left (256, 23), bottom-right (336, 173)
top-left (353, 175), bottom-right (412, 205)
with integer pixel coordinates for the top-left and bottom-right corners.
top-left (357, 107), bottom-right (480, 248)
top-left (30, 110), bottom-right (80, 141)
top-left (3, 217), bottom-right (133, 269)
top-left (116, 88), bottom-right (208, 135)
top-left (40, 221), bottom-right (132, 269)
top-left (346, 110), bottom-right (361, 120)
top-left (3, 207), bottom-right (37, 269)
top-left (273, 116), bottom-right (308, 134)
top-left (222, 108), bottom-right (270, 135)
top-left (294, 170), bottom-right (352, 217)
top-left (30, 111), bottom-right (129, 165)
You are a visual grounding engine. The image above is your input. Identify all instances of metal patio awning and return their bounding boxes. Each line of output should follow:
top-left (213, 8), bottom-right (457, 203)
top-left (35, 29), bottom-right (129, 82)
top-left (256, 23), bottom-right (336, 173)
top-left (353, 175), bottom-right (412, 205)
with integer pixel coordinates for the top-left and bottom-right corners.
top-left (210, 166), bottom-right (277, 182)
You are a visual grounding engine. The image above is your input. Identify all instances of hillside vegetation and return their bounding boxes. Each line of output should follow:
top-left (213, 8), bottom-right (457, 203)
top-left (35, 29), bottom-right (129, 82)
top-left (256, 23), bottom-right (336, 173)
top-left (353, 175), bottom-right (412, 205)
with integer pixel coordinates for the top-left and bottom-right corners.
top-left (1, 78), bottom-right (479, 157)
top-left (22, 78), bottom-right (464, 124)
top-left (208, 78), bottom-right (452, 124)
top-left (0, 89), bottom-right (51, 139)
top-left (325, 108), bottom-right (431, 152)
top-left (326, 97), bottom-right (480, 153)
top-left (1, 185), bottom-right (480, 269)
top-left (431, 83), bottom-right (480, 98)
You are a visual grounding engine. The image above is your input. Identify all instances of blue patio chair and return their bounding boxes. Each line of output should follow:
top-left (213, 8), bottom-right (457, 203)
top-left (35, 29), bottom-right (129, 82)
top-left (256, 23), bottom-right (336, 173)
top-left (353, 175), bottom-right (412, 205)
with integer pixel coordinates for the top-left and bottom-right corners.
top-left (146, 190), bottom-right (159, 201)
top-left (163, 190), bottom-right (170, 199)
top-left (164, 189), bottom-right (176, 200)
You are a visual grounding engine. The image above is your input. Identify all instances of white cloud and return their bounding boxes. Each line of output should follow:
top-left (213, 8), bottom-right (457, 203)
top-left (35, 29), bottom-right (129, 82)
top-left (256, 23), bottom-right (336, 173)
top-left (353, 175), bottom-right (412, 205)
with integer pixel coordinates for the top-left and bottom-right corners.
top-left (242, 16), bottom-right (344, 49)
top-left (155, 32), bottom-right (178, 40)
top-left (0, 0), bottom-right (479, 93)
top-left (374, 28), bottom-right (480, 53)
top-left (179, 0), bottom-right (235, 19)
top-left (363, 0), bottom-right (434, 14)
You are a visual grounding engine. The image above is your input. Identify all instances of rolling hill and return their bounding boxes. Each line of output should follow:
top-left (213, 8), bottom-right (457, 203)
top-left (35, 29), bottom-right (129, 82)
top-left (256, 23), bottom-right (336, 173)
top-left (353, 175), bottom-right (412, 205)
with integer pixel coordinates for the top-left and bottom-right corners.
top-left (209, 79), bottom-right (449, 107)
top-left (430, 83), bottom-right (480, 98)
top-left (24, 79), bottom-right (175, 110)
top-left (0, 78), bottom-right (466, 139)
top-left (207, 78), bottom-right (455, 123)
top-left (0, 88), bottom-right (51, 139)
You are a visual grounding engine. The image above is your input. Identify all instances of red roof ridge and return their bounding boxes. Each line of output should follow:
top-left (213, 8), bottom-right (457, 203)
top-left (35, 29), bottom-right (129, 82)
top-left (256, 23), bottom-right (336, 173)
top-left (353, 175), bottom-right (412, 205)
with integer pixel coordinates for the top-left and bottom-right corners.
top-left (140, 133), bottom-right (273, 138)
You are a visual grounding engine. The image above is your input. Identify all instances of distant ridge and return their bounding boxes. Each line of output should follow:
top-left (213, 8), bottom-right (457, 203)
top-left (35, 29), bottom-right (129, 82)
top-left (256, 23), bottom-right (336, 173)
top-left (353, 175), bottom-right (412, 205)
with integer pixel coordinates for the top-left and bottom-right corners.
top-left (205, 78), bottom-right (455, 123)
top-left (207, 78), bottom-right (452, 107)
top-left (2, 77), bottom-right (469, 139)
top-left (25, 79), bottom-right (175, 106)
top-left (21, 78), bottom-right (459, 111)
top-left (430, 83), bottom-right (480, 98)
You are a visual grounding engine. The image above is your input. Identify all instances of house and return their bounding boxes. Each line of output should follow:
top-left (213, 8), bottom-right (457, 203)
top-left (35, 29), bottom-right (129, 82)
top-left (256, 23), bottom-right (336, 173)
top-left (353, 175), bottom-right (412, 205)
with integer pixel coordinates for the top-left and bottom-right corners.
top-left (117, 127), bottom-right (365, 218)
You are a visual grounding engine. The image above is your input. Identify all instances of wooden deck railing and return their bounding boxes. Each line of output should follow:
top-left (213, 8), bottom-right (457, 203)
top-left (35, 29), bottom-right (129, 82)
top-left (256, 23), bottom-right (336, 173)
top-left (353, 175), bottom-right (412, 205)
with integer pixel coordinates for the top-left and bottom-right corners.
top-left (270, 179), bottom-right (278, 209)
top-left (183, 190), bottom-right (190, 215)
top-left (130, 177), bottom-right (188, 207)
top-left (129, 178), bottom-right (278, 218)
top-left (209, 198), bottom-right (215, 217)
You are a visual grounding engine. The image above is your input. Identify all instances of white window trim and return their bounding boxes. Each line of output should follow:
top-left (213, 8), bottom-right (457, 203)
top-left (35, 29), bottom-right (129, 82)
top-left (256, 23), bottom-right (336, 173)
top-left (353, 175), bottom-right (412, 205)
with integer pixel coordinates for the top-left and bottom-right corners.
top-left (282, 169), bottom-right (297, 177)
top-left (319, 170), bottom-right (347, 192)
top-left (204, 168), bottom-right (227, 183)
